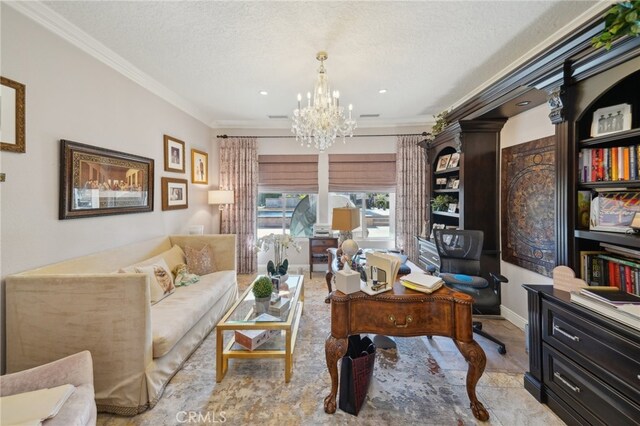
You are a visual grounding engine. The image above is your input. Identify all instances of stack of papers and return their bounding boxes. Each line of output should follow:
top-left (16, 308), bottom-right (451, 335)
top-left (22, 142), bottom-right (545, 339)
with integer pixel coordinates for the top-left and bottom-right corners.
top-left (400, 273), bottom-right (444, 294)
top-left (1, 384), bottom-right (76, 426)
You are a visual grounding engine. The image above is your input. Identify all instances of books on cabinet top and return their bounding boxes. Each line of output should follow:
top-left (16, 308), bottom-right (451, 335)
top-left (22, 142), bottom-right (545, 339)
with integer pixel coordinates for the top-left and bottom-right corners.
top-left (580, 287), bottom-right (640, 305)
top-left (570, 291), bottom-right (640, 331)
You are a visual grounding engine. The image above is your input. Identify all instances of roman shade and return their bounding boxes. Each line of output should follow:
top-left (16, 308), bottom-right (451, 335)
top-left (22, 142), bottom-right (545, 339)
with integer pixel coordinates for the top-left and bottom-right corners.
top-left (258, 155), bottom-right (319, 192)
top-left (328, 154), bottom-right (397, 192)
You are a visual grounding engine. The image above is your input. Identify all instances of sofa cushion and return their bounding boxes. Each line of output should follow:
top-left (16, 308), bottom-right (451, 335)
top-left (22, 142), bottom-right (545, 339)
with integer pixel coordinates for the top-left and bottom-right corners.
top-left (184, 245), bottom-right (216, 275)
top-left (120, 244), bottom-right (186, 275)
top-left (135, 259), bottom-right (175, 305)
top-left (151, 270), bottom-right (236, 358)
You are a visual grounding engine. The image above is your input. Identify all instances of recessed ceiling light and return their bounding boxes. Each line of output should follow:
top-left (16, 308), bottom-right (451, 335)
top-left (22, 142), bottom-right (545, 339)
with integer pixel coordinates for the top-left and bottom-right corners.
top-left (378, 89), bottom-right (387, 94)
top-left (516, 100), bottom-right (531, 107)
top-left (259, 90), bottom-right (268, 96)
top-left (360, 114), bottom-right (380, 118)
top-left (268, 115), bottom-right (288, 119)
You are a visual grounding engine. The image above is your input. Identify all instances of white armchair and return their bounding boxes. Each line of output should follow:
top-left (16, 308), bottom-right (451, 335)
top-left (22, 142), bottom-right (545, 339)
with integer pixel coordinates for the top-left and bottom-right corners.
top-left (0, 351), bottom-right (96, 425)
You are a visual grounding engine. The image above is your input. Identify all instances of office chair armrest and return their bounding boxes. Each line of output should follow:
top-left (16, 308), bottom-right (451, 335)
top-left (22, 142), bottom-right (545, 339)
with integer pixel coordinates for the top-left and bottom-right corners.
top-left (490, 272), bottom-right (509, 283)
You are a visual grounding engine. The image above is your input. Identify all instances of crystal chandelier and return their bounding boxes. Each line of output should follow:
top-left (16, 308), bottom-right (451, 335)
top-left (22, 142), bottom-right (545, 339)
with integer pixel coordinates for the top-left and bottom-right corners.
top-left (292, 51), bottom-right (357, 152)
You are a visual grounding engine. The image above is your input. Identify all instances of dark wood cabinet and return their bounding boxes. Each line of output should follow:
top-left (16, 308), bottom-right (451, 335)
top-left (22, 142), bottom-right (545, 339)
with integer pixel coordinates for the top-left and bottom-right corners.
top-left (308, 237), bottom-right (338, 278)
top-left (523, 285), bottom-right (640, 425)
top-left (418, 120), bottom-right (505, 307)
top-left (416, 236), bottom-right (440, 274)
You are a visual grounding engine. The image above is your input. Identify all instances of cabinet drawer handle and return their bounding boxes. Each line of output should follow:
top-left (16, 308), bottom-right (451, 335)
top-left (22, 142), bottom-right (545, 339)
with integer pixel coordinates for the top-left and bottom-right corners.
top-left (389, 314), bottom-right (412, 328)
top-left (553, 325), bottom-right (580, 342)
top-left (553, 372), bottom-right (581, 393)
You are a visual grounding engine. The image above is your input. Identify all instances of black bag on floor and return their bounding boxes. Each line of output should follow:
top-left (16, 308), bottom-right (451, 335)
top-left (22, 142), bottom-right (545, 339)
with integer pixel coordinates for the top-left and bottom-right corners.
top-left (338, 334), bottom-right (376, 415)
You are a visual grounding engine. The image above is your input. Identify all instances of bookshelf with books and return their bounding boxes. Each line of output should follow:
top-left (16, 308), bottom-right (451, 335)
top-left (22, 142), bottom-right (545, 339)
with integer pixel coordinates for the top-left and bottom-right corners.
top-left (572, 68), bottom-right (640, 298)
top-left (419, 120), bottom-right (504, 284)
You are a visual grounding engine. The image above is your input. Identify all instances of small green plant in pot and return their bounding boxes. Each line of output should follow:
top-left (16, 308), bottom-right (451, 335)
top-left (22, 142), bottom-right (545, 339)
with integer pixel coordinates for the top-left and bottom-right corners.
top-left (431, 194), bottom-right (455, 212)
top-left (252, 276), bottom-right (273, 314)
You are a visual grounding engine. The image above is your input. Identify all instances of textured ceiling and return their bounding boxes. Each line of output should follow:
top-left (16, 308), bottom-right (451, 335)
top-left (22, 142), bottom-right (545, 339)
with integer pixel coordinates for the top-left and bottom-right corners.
top-left (38, 1), bottom-right (602, 129)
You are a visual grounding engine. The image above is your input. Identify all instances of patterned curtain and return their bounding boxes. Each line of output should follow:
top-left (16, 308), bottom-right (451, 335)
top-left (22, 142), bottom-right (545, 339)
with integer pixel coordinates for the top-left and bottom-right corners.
top-left (396, 135), bottom-right (428, 264)
top-left (219, 137), bottom-right (258, 273)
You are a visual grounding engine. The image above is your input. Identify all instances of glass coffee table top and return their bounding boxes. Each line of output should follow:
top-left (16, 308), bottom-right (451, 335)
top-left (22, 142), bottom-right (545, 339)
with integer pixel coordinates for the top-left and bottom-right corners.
top-left (223, 274), bottom-right (303, 324)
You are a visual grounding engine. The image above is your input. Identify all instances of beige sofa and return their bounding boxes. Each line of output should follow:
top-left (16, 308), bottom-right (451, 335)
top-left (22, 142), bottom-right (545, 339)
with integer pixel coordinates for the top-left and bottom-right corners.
top-left (6, 235), bottom-right (238, 416)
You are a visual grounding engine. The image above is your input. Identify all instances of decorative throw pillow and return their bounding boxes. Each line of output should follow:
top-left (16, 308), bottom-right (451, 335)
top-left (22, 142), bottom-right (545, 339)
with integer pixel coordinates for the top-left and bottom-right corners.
top-left (134, 259), bottom-right (175, 305)
top-left (184, 245), bottom-right (216, 276)
top-left (172, 263), bottom-right (200, 286)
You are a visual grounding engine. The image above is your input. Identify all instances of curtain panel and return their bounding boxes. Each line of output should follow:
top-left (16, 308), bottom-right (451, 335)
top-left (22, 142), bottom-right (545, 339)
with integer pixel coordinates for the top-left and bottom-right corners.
top-left (219, 137), bottom-right (258, 274)
top-left (258, 155), bottom-right (319, 192)
top-left (328, 154), bottom-right (397, 192)
top-left (395, 135), bottom-right (427, 264)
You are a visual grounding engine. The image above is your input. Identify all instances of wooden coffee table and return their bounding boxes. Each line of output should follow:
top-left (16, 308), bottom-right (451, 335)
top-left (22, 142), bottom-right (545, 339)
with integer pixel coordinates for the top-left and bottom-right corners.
top-left (323, 281), bottom-right (489, 421)
top-left (215, 275), bottom-right (304, 383)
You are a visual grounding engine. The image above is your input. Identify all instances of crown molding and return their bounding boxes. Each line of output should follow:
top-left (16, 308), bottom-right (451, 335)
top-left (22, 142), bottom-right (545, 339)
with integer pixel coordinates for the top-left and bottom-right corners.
top-left (6, 1), bottom-right (211, 126)
top-left (449, 2), bottom-right (610, 114)
top-left (211, 116), bottom-right (430, 130)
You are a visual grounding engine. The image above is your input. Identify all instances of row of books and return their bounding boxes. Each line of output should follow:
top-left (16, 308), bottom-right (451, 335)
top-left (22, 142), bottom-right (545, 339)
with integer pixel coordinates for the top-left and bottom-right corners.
top-left (578, 146), bottom-right (640, 183)
top-left (570, 287), bottom-right (640, 331)
top-left (580, 250), bottom-right (640, 296)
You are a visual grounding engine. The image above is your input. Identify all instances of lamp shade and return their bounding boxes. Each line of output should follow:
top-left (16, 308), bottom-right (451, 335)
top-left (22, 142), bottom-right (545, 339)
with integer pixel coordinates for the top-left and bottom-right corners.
top-left (331, 207), bottom-right (360, 231)
top-left (208, 190), bottom-right (234, 205)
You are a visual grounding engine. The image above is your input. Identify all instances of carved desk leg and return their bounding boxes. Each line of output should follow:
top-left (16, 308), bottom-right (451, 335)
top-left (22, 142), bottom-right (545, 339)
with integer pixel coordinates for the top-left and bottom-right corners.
top-left (454, 339), bottom-right (489, 421)
top-left (324, 334), bottom-right (347, 413)
top-left (324, 271), bottom-right (333, 304)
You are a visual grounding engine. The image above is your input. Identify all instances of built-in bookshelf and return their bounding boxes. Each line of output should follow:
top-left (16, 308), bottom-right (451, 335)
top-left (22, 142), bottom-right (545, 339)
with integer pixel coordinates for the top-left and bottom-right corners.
top-left (573, 69), bottom-right (640, 296)
top-left (418, 120), bottom-right (504, 293)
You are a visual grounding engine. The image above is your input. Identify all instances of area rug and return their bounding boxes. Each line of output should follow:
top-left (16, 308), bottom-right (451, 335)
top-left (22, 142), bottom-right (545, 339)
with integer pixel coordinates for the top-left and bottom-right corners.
top-left (97, 275), bottom-right (563, 426)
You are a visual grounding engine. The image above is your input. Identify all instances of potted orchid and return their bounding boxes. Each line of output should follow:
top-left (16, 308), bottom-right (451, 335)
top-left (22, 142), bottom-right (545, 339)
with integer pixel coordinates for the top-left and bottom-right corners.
top-left (256, 233), bottom-right (302, 282)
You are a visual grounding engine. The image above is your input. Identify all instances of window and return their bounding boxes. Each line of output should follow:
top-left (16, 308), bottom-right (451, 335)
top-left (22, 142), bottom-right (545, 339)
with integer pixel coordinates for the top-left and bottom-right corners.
top-left (330, 192), bottom-right (395, 239)
top-left (328, 154), bottom-right (396, 240)
top-left (257, 193), bottom-right (318, 238)
top-left (257, 155), bottom-right (319, 237)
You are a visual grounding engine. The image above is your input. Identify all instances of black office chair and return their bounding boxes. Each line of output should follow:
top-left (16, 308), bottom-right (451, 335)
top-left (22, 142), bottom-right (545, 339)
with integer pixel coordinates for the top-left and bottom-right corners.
top-left (433, 229), bottom-right (509, 355)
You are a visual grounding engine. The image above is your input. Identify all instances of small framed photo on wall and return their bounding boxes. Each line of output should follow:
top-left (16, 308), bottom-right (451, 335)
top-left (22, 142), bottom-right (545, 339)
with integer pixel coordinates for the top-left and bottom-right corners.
top-left (191, 149), bottom-right (208, 184)
top-left (162, 177), bottom-right (188, 210)
top-left (164, 134), bottom-right (185, 173)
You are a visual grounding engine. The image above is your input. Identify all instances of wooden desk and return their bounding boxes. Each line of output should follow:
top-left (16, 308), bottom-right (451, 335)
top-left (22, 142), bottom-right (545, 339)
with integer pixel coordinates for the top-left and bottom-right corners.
top-left (323, 283), bottom-right (489, 421)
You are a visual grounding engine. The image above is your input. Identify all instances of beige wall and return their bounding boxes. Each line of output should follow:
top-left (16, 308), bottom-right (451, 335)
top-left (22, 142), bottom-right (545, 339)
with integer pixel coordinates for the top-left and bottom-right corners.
top-left (499, 104), bottom-right (554, 328)
top-left (0, 6), bottom-right (216, 370)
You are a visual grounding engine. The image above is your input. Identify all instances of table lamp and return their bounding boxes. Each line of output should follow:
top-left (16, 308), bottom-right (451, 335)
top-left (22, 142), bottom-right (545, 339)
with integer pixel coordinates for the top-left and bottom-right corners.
top-left (208, 190), bottom-right (234, 210)
top-left (331, 207), bottom-right (360, 246)
top-left (209, 190), bottom-right (234, 234)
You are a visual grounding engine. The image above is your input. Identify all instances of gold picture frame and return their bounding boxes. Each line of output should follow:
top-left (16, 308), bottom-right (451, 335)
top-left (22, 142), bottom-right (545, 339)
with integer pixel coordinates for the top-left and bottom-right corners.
top-left (162, 177), bottom-right (188, 210)
top-left (435, 154), bottom-right (451, 172)
top-left (191, 149), bottom-right (208, 184)
top-left (164, 134), bottom-right (185, 173)
top-left (1, 76), bottom-right (26, 153)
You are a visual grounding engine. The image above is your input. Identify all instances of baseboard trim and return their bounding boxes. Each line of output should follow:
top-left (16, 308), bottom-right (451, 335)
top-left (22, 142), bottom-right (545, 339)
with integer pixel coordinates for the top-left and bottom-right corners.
top-left (500, 305), bottom-right (527, 331)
